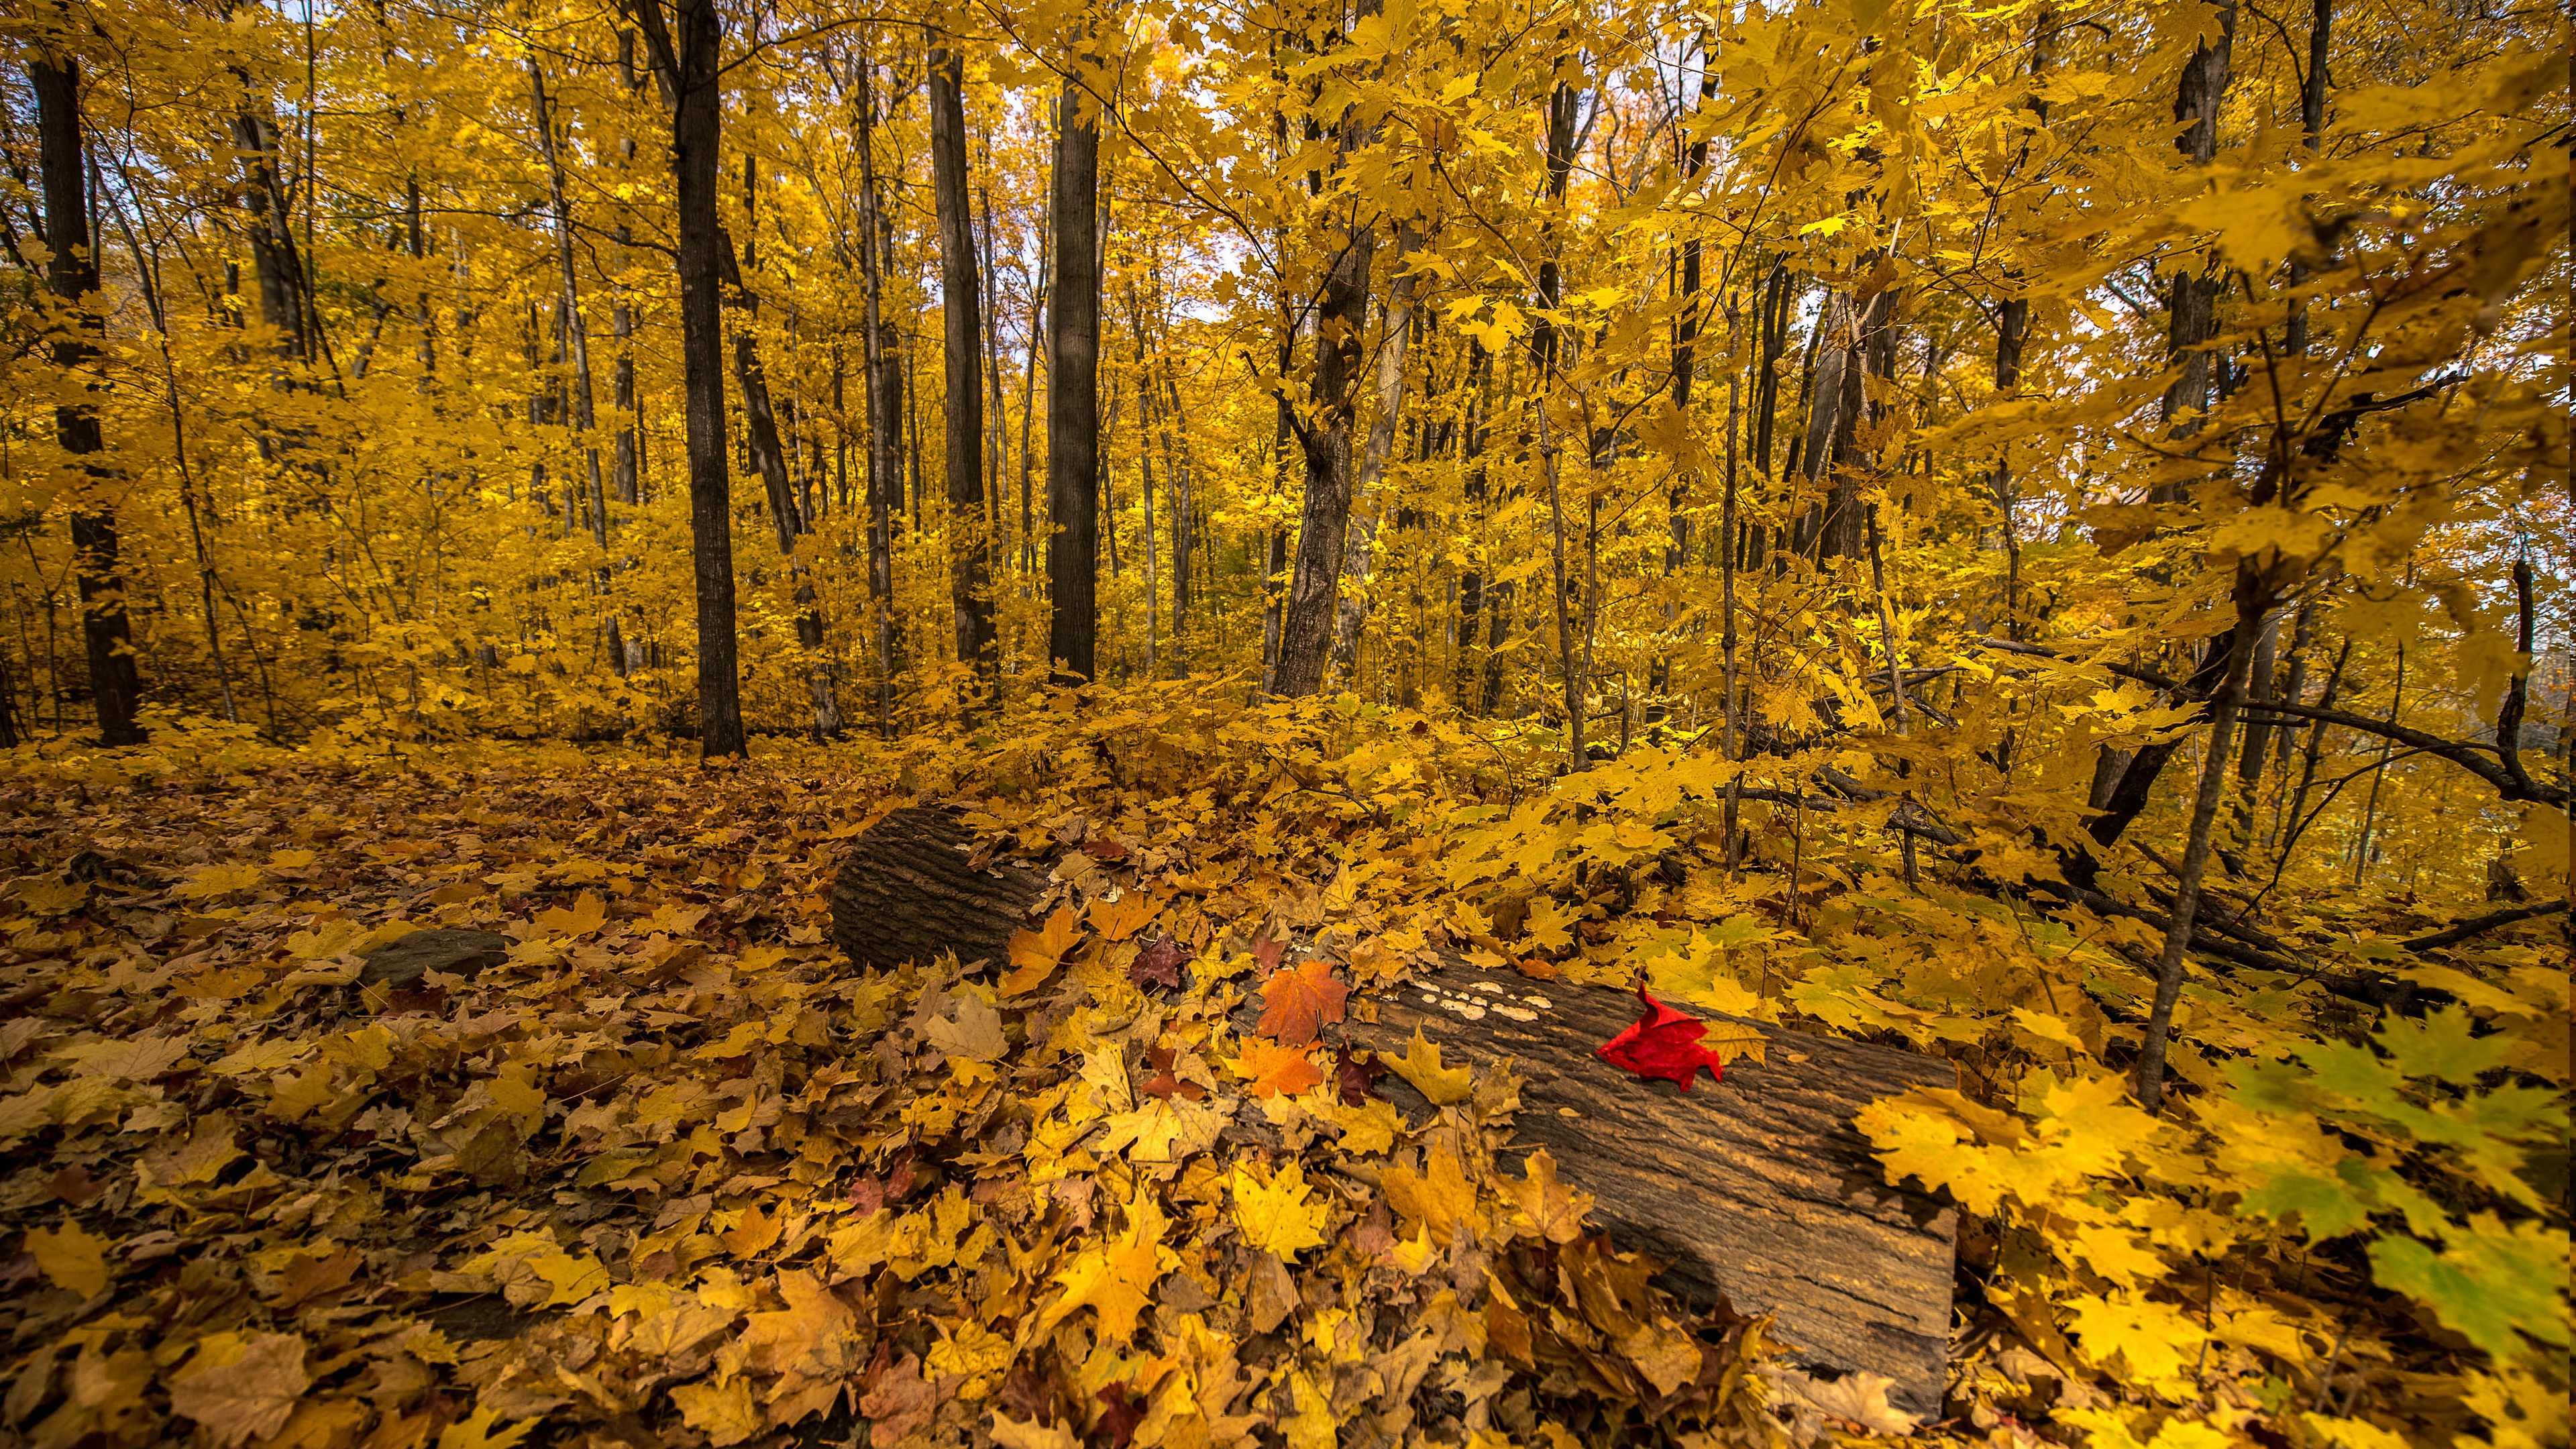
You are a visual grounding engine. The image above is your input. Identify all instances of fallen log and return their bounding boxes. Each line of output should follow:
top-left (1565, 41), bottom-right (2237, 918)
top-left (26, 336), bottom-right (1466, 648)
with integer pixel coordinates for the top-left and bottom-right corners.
top-left (831, 806), bottom-right (1959, 1417)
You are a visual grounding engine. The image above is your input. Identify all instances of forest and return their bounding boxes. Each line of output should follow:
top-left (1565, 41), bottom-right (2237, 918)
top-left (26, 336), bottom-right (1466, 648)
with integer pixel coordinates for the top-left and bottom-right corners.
top-left (0, 0), bottom-right (2567, 1443)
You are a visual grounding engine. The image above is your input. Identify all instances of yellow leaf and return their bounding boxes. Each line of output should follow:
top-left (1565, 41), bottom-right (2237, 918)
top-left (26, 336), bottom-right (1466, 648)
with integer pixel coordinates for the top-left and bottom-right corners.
top-left (1383, 1143), bottom-right (1480, 1246)
top-left (533, 890), bottom-right (608, 936)
top-left (1383, 1027), bottom-right (1472, 1106)
top-left (25, 1220), bottom-right (110, 1297)
top-left (1231, 1159), bottom-right (1330, 1259)
top-left (669, 1378), bottom-right (761, 1448)
top-left (1038, 1198), bottom-right (1173, 1343)
top-left (1088, 892), bottom-right (1156, 943)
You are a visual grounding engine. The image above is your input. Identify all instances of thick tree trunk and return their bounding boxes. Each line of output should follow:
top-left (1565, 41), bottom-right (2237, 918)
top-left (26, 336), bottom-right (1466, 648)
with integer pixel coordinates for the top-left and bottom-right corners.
top-left (36, 54), bottom-right (145, 747)
top-left (633, 0), bottom-right (745, 757)
top-left (929, 37), bottom-right (996, 695)
top-left (1046, 74), bottom-right (1102, 686)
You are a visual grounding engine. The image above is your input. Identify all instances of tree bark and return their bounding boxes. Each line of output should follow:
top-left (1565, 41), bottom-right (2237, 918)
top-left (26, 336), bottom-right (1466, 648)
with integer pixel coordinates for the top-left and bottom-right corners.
top-left (851, 42), bottom-right (900, 736)
top-left (631, 0), bottom-right (745, 757)
top-left (34, 52), bottom-right (145, 747)
top-left (1326, 223), bottom-right (1420, 686)
top-left (1045, 71), bottom-right (1102, 686)
top-left (1270, 170), bottom-right (1379, 696)
top-left (929, 36), bottom-right (996, 696)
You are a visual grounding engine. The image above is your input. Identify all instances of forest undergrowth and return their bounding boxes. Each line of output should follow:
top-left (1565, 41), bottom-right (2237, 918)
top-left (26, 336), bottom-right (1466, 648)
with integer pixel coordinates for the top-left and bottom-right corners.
top-left (0, 685), bottom-right (2565, 1449)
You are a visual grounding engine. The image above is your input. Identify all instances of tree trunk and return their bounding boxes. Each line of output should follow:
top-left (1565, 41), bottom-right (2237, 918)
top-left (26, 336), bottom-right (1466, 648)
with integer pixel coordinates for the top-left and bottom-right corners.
top-left (1326, 222), bottom-right (1421, 686)
top-left (1271, 188), bottom-right (1378, 695)
top-left (1045, 72), bottom-right (1102, 686)
top-left (929, 36), bottom-right (996, 698)
top-left (830, 806), bottom-right (1960, 1419)
top-left (632, 0), bottom-right (745, 757)
top-left (853, 42), bottom-right (900, 735)
top-left (35, 52), bottom-right (145, 747)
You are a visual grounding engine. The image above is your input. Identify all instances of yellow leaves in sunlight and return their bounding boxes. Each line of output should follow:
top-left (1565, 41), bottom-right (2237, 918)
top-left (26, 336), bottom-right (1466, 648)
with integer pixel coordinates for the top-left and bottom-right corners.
top-left (25, 1219), bottom-right (111, 1296)
top-left (669, 1377), bottom-right (761, 1448)
top-left (1383, 1027), bottom-right (1472, 1106)
top-left (1231, 1159), bottom-right (1331, 1259)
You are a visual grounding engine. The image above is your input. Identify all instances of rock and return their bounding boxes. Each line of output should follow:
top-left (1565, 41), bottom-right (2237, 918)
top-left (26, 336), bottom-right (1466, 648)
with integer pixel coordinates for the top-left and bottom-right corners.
top-left (359, 928), bottom-right (513, 991)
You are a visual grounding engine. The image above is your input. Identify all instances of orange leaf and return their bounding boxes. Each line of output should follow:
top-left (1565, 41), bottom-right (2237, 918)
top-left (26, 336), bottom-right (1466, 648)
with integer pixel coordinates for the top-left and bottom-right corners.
top-left (1089, 892), bottom-right (1157, 943)
top-left (1001, 906), bottom-right (1085, 994)
top-left (1255, 957), bottom-right (1349, 1046)
top-left (1236, 1038), bottom-right (1326, 1098)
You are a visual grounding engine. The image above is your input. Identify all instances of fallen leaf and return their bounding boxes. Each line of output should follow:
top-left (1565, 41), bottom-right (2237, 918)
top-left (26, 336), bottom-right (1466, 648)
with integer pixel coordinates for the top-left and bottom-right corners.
top-left (1595, 985), bottom-right (1726, 1092)
top-left (1256, 957), bottom-right (1348, 1046)
top-left (1236, 1038), bottom-right (1326, 1098)
top-left (859, 1351), bottom-right (938, 1442)
top-left (1130, 935), bottom-right (1191, 989)
top-left (1383, 1026), bottom-right (1472, 1105)
top-left (1089, 892), bottom-right (1155, 942)
top-left (671, 1376), bottom-right (762, 1447)
top-left (168, 1333), bottom-right (312, 1447)
top-left (1231, 1159), bottom-right (1331, 1258)
top-left (25, 1221), bottom-right (109, 1297)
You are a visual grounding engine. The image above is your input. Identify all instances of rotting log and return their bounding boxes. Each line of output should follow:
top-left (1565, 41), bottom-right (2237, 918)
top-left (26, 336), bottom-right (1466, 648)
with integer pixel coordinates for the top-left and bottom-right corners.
top-left (830, 806), bottom-right (1959, 1415)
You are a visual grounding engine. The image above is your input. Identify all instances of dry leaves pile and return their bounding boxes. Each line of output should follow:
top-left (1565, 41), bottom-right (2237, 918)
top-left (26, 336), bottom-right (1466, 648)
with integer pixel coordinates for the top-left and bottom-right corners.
top-left (0, 738), bottom-right (1802, 1449)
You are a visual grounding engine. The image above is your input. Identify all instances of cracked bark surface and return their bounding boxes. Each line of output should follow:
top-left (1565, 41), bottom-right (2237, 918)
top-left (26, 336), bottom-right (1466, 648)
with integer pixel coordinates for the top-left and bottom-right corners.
top-left (830, 805), bottom-right (1957, 1413)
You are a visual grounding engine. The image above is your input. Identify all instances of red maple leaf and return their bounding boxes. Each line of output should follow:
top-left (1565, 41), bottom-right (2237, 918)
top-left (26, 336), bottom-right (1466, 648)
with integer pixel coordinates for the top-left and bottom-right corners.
top-left (1594, 985), bottom-right (1725, 1091)
top-left (1130, 936), bottom-right (1193, 991)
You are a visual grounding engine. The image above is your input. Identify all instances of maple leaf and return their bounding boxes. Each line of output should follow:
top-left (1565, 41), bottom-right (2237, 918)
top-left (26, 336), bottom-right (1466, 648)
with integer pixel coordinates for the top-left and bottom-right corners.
top-left (1231, 1159), bottom-right (1330, 1258)
top-left (922, 990), bottom-right (1008, 1062)
top-left (1334, 1044), bottom-right (1387, 1104)
top-left (437, 1406), bottom-right (539, 1449)
top-left (1503, 1148), bottom-right (1595, 1244)
top-left (1089, 891), bottom-right (1155, 942)
top-left (24, 1220), bottom-right (109, 1296)
top-left (168, 1333), bottom-right (312, 1447)
top-left (1093, 1385), bottom-right (1148, 1449)
top-left (1038, 1199), bottom-right (1173, 1343)
top-left (1236, 1038), bottom-right (1326, 1098)
top-left (1383, 1143), bottom-right (1481, 1246)
top-left (1001, 906), bottom-right (1083, 995)
top-left (1141, 1044), bottom-right (1208, 1101)
top-left (989, 1413), bottom-right (1080, 1449)
top-left (672, 1376), bottom-right (763, 1448)
top-left (1129, 935), bottom-right (1192, 990)
top-left (1384, 1026), bottom-right (1473, 1106)
top-left (1255, 957), bottom-right (1348, 1046)
top-left (533, 890), bottom-right (608, 936)
top-left (1595, 985), bottom-right (1727, 1091)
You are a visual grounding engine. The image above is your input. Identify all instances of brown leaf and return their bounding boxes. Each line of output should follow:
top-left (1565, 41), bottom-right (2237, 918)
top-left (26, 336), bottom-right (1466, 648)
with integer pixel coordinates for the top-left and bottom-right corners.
top-left (859, 1350), bottom-right (938, 1444)
top-left (168, 1333), bottom-right (312, 1448)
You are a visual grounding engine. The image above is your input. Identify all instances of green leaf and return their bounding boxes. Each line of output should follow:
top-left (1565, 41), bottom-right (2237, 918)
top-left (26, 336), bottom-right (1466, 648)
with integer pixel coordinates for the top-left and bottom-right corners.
top-left (2373, 1007), bottom-right (2508, 1085)
top-left (2367, 1217), bottom-right (2571, 1362)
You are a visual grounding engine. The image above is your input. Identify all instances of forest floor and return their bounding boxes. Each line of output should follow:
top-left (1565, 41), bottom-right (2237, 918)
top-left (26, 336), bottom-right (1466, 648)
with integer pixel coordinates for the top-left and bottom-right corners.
top-left (0, 702), bottom-right (2559, 1449)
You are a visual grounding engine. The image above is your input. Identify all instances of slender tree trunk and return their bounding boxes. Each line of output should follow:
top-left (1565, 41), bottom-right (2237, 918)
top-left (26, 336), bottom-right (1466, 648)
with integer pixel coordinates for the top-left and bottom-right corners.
top-left (34, 53), bottom-right (145, 746)
top-left (928, 34), bottom-right (996, 699)
top-left (850, 46), bottom-right (900, 735)
top-left (1271, 209), bottom-right (1376, 696)
top-left (1326, 221), bottom-right (1421, 685)
top-left (632, 0), bottom-right (745, 757)
top-left (1046, 69), bottom-right (1102, 686)
top-left (2134, 567), bottom-right (2263, 1113)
